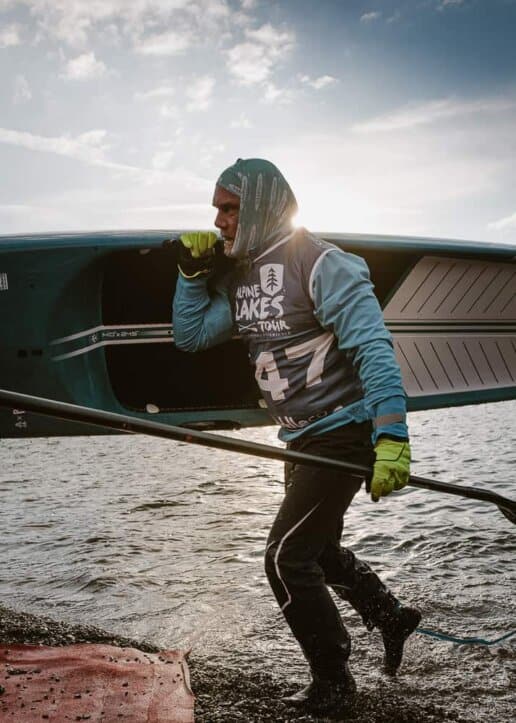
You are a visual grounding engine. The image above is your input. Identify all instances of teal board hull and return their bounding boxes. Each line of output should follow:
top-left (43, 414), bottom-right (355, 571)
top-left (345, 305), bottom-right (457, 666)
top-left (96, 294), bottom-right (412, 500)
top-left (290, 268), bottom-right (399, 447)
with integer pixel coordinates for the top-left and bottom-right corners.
top-left (1, 230), bottom-right (515, 438)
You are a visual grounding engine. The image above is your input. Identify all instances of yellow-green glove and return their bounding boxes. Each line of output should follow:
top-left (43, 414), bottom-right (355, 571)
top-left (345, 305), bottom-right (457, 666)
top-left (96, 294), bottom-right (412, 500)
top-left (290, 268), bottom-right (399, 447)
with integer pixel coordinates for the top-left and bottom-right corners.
top-left (181, 231), bottom-right (218, 258)
top-left (178, 231), bottom-right (218, 278)
top-left (370, 438), bottom-right (410, 503)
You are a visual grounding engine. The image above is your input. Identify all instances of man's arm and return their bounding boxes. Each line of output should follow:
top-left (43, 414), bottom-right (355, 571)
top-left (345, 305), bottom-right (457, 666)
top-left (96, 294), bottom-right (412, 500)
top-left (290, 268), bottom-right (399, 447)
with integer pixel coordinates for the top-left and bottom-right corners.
top-left (173, 274), bottom-right (234, 352)
top-left (311, 249), bottom-right (408, 443)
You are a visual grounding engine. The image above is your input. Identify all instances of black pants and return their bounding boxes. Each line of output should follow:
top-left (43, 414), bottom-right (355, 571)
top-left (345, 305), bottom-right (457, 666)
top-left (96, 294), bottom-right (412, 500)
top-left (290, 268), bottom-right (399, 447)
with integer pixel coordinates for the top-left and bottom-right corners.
top-left (264, 423), bottom-right (398, 680)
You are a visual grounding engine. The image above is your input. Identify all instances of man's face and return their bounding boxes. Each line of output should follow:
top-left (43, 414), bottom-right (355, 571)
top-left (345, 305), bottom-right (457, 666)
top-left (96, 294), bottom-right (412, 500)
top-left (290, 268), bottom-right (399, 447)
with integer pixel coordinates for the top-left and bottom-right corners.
top-left (212, 185), bottom-right (240, 256)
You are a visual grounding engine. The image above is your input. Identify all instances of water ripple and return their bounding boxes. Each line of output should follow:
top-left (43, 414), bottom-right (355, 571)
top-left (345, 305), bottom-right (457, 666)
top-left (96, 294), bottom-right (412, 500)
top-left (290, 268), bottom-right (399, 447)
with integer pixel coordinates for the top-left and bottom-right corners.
top-left (0, 401), bottom-right (514, 721)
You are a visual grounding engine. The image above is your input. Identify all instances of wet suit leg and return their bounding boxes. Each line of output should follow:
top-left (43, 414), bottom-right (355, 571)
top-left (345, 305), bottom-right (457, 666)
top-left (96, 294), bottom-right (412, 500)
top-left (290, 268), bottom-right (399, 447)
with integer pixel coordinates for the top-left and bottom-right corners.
top-left (264, 423), bottom-right (400, 679)
top-left (323, 536), bottom-right (399, 631)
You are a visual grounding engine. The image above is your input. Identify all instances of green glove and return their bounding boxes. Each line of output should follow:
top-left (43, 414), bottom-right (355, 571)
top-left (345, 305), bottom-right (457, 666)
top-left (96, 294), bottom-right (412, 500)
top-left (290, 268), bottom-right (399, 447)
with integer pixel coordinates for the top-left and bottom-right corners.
top-left (370, 438), bottom-right (411, 503)
top-left (181, 231), bottom-right (218, 258)
top-left (178, 231), bottom-right (218, 278)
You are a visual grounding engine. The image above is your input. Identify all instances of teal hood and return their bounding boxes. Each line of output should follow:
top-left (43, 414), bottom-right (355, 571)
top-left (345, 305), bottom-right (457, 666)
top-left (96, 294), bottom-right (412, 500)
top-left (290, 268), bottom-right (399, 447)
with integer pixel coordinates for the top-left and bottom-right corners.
top-left (216, 158), bottom-right (298, 259)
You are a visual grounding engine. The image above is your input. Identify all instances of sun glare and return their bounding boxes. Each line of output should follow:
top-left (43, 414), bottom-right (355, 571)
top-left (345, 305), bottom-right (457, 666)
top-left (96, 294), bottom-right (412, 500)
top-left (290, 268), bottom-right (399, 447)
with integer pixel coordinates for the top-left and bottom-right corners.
top-left (292, 192), bottom-right (370, 234)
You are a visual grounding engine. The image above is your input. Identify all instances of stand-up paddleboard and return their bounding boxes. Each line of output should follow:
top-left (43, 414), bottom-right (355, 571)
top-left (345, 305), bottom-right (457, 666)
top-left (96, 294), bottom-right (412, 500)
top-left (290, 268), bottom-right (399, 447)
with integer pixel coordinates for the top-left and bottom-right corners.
top-left (0, 230), bottom-right (514, 438)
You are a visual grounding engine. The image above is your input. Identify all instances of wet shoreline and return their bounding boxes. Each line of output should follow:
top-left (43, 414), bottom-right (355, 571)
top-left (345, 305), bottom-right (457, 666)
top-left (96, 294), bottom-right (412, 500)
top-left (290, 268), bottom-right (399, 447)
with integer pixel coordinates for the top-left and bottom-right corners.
top-left (0, 603), bottom-right (473, 722)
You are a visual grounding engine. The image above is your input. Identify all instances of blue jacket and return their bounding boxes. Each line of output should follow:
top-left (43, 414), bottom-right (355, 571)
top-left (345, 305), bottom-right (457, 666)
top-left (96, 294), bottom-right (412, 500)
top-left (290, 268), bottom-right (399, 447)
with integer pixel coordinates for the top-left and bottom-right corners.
top-left (173, 238), bottom-right (408, 444)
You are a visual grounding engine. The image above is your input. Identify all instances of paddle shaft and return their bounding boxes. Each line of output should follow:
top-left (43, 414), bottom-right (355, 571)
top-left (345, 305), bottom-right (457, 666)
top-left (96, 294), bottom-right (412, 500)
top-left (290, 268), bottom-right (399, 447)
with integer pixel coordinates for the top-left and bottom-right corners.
top-left (0, 388), bottom-right (514, 523)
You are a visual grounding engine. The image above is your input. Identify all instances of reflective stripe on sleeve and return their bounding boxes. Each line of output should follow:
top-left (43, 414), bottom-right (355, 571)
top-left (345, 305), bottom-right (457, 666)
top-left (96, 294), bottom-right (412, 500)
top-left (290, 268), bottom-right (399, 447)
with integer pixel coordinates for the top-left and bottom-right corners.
top-left (372, 413), bottom-right (405, 429)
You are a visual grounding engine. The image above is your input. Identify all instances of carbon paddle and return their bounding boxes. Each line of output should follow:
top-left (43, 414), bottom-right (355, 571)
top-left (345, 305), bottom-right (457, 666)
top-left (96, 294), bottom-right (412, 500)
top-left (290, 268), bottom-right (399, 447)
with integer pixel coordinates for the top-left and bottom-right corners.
top-left (0, 388), bottom-right (514, 524)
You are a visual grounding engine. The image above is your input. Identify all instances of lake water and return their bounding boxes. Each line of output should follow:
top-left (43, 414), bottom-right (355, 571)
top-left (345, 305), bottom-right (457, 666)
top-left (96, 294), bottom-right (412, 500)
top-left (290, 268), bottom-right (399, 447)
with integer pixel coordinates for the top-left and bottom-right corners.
top-left (1, 401), bottom-right (515, 721)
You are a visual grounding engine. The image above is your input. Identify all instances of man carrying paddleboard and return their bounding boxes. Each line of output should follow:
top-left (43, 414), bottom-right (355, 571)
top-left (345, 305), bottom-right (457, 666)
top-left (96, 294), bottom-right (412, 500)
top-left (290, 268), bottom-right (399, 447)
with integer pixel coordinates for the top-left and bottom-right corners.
top-left (172, 158), bottom-right (421, 716)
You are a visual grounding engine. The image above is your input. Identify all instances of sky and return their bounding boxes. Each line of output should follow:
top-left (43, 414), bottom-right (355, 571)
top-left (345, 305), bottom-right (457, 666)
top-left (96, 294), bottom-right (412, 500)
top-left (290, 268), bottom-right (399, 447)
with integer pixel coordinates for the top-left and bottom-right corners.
top-left (1, 0), bottom-right (516, 243)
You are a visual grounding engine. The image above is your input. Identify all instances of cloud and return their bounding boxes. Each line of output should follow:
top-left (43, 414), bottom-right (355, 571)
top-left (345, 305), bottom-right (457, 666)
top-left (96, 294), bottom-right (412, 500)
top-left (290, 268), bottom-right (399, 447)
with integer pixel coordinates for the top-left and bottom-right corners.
top-left (386, 11), bottom-right (401, 24)
top-left (226, 23), bottom-right (295, 85)
top-left (13, 74), bottom-right (32, 103)
top-left (352, 96), bottom-right (516, 133)
top-left (230, 112), bottom-right (253, 129)
top-left (198, 142), bottom-right (225, 167)
top-left (63, 51), bottom-right (107, 80)
top-left (487, 211), bottom-right (516, 231)
top-left (3, 1), bottom-right (189, 47)
top-left (0, 22), bottom-right (20, 47)
top-left (150, 131), bottom-right (225, 171)
top-left (0, 126), bottom-right (133, 171)
top-left (244, 23), bottom-right (293, 48)
top-left (152, 149), bottom-right (175, 170)
top-left (226, 41), bottom-right (271, 84)
top-left (134, 86), bottom-right (176, 101)
top-left (263, 88), bottom-right (516, 242)
top-left (18, 0), bottom-right (130, 47)
top-left (124, 202), bottom-right (209, 214)
top-left (360, 11), bottom-right (381, 23)
top-left (0, 125), bottom-right (215, 192)
top-left (298, 74), bottom-right (337, 90)
top-left (159, 103), bottom-right (180, 119)
top-left (135, 30), bottom-right (191, 56)
top-left (438, 0), bottom-right (465, 9)
top-left (189, 0), bottom-right (230, 20)
top-left (186, 75), bottom-right (215, 111)
top-left (0, 195), bottom-right (215, 234)
top-left (263, 82), bottom-right (295, 104)
top-left (0, 203), bottom-right (40, 213)
top-left (2, 1), bottom-right (232, 50)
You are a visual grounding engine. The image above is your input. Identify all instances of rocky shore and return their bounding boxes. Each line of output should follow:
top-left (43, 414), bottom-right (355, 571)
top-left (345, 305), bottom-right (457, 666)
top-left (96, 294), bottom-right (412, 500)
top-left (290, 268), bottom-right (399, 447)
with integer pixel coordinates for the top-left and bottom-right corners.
top-left (0, 604), bottom-right (469, 722)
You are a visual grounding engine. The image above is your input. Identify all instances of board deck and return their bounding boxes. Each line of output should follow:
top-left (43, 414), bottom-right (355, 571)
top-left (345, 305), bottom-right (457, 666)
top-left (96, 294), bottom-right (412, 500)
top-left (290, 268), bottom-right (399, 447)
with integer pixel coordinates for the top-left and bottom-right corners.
top-left (1, 230), bottom-right (514, 438)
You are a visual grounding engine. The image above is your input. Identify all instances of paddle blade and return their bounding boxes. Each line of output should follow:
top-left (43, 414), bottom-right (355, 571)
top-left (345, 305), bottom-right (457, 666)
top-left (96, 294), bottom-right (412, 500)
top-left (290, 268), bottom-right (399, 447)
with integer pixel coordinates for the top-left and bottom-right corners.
top-left (499, 503), bottom-right (516, 525)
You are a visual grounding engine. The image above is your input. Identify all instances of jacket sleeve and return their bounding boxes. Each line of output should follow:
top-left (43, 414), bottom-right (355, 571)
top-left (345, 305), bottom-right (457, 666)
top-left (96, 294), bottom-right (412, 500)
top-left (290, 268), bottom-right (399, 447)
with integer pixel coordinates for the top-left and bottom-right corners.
top-left (172, 274), bottom-right (234, 352)
top-left (312, 249), bottom-right (409, 443)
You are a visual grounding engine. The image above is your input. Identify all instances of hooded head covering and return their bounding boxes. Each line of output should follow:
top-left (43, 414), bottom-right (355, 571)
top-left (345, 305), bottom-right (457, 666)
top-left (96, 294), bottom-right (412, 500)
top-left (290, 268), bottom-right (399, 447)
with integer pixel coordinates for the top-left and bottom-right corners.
top-left (215, 158), bottom-right (298, 259)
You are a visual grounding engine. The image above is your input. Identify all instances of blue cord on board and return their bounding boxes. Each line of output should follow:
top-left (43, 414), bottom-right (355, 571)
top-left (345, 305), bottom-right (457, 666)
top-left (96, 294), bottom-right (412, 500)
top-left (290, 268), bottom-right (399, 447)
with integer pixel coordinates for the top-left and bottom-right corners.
top-left (416, 627), bottom-right (516, 646)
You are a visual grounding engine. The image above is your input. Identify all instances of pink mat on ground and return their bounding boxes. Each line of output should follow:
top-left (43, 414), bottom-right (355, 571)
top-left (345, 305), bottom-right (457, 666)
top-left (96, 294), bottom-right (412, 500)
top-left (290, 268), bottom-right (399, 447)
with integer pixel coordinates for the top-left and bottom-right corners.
top-left (0, 643), bottom-right (194, 722)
